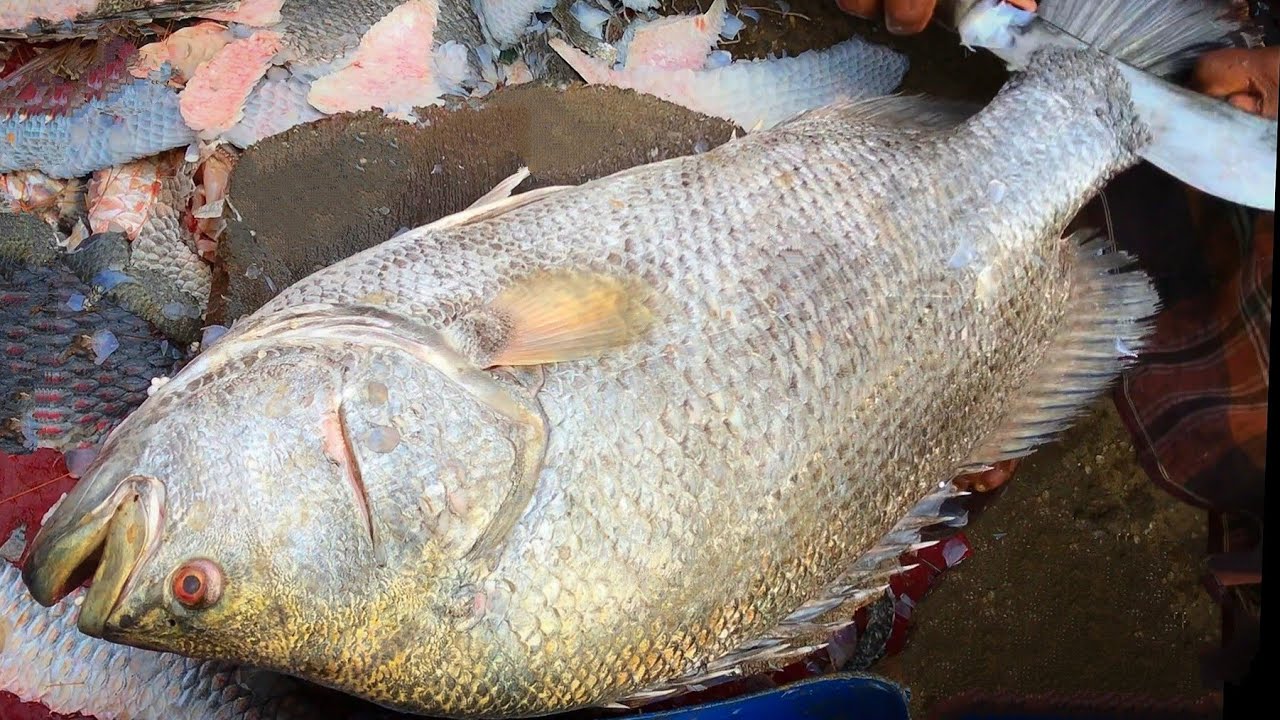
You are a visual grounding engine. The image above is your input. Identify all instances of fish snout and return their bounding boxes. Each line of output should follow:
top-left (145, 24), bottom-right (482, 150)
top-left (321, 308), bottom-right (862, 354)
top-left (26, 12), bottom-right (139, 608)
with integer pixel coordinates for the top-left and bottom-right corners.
top-left (21, 474), bottom-right (166, 637)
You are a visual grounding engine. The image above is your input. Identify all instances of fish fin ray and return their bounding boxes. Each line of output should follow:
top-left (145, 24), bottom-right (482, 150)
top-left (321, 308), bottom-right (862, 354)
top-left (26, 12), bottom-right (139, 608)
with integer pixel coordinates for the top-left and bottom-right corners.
top-left (959, 0), bottom-right (1250, 77)
top-left (1036, 0), bottom-right (1252, 77)
top-left (466, 167), bottom-right (532, 209)
top-left (446, 270), bottom-right (654, 368)
top-left (782, 94), bottom-right (980, 131)
top-left (418, 183), bottom-right (576, 232)
top-left (961, 229), bottom-right (1160, 467)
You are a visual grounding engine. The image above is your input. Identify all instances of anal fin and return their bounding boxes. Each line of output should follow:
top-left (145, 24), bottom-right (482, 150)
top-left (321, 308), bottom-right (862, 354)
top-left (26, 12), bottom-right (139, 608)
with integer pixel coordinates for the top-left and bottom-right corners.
top-left (961, 230), bottom-right (1160, 467)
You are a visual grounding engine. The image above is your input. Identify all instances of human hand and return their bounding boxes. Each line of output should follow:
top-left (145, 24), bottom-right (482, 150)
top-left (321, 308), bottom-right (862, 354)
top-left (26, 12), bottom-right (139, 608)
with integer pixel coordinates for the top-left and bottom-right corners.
top-left (836, 0), bottom-right (1037, 35)
top-left (1191, 46), bottom-right (1280, 120)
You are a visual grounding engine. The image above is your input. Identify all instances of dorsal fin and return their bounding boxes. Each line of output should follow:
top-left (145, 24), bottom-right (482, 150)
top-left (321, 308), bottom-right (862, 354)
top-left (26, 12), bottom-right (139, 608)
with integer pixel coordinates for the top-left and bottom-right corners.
top-left (415, 170), bottom-right (576, 233)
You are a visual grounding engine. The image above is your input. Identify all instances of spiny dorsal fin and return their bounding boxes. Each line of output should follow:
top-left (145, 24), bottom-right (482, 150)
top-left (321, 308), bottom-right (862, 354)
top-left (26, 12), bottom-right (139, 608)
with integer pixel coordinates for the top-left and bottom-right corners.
top-left (417, 169), bottom-right (575, 233)
top-left (465, 166), bottom-right (531, 209)
top-left (444, 270), bottom-right (655, 368)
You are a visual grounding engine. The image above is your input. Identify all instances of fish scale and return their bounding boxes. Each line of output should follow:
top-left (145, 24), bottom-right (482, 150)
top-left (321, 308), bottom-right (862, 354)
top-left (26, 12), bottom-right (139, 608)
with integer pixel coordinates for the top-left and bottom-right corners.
top-left (0, 241), bottom-right (178, 454)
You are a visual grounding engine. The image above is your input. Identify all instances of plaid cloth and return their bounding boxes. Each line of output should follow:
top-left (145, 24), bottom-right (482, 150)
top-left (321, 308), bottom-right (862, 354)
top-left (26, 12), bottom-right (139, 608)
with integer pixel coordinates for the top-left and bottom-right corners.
top-left (1070, 160), bottom-right (1269, 686)
top-left (1100, 171), bottom-right (1269, 526)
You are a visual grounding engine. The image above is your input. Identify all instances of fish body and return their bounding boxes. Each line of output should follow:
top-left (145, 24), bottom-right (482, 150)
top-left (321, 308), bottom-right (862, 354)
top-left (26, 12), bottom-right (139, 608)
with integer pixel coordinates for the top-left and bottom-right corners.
top-left (32, 49), bottom-right (1150, 715)
top-left (20, 1), bottom-right (1267, 718)
top-left (0, 77), bottom-right (193, 178)
top-left (551, 34), bottom-right (909, 131)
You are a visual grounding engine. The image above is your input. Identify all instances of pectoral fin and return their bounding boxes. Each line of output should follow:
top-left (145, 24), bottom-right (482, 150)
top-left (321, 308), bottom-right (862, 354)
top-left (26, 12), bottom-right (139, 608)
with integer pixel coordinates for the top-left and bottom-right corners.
top-left (445, 271), bottom-right (654, 368)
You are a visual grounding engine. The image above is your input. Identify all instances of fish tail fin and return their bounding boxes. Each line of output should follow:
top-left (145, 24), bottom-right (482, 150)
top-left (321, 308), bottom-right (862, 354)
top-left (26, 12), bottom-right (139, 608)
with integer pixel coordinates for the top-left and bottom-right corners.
top-left (958, 0), bottom-right (1276, 211)
top-left (959, 229), bottom-right (1160, 467)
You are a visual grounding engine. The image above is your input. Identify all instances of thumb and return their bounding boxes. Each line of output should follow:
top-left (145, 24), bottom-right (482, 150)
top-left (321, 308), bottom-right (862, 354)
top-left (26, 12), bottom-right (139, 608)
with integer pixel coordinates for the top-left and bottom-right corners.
top-left (1191, 47), bottom-right (1280, 120)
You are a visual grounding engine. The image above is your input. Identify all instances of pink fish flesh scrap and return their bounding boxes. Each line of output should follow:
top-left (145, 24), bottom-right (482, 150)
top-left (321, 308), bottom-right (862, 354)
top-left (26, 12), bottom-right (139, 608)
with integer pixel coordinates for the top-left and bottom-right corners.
top-left (307, 0), bottom-right (459, 120)
top-left (0, 170), bottom-right (82, 226)
top-left (129, 21), bottom-right (234, 83)
top-left (551, 35), bottom-right (909, 130)
top-left (620, 0), bottom-right (727, 71)
top-left (178, 28), bottom-right (283, 137)
top-left (87, 156), bottom-right (164, 240)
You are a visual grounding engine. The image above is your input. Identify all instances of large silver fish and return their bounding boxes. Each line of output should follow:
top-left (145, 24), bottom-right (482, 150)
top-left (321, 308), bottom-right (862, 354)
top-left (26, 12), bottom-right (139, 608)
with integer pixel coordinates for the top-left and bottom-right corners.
top-left (20, 1), bottom-right (1275, 718)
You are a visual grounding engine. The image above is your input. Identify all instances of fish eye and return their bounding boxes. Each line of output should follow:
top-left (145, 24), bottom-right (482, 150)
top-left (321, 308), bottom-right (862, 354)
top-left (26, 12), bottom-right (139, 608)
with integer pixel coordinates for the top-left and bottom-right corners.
top-left (170, 559), bottom-right (223, 609)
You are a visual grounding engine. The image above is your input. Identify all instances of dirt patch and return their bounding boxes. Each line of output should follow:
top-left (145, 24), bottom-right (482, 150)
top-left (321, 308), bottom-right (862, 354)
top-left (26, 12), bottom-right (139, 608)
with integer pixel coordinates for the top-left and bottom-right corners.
top-left (877, 400), bottom-right (1220, 715)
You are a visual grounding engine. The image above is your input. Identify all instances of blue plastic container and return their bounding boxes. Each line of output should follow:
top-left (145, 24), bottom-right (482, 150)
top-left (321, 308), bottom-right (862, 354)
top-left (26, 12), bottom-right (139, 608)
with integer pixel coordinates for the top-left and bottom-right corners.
top-left (634, 674), bottom-right (911, 720)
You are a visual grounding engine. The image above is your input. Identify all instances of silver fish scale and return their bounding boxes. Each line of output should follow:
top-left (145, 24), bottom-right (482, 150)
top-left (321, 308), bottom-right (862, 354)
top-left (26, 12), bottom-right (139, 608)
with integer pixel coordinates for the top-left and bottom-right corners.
top-left (95, 49), bottom-right (1153, 718)
top-left (0, 561), bottom-right (326, 720)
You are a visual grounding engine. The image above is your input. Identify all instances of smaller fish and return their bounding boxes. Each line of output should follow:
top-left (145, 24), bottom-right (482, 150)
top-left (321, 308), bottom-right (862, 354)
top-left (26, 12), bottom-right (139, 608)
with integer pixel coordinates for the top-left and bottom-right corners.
top-left (0, 227), bottom-right (178, 454)
top-left (551, 34), bottom-right (909, 131)
top-left (0, 39), bottom-right (196, 178)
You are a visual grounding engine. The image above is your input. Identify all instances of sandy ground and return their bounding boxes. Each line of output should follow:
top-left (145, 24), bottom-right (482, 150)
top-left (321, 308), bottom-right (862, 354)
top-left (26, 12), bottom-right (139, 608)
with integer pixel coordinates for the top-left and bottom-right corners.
top-left (876, 399), bottom-right (1220, 716)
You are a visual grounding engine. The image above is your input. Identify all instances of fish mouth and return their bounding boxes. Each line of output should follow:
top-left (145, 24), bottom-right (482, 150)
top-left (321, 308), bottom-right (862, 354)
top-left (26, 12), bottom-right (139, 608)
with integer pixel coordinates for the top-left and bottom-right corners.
top-left (22, 475), bottom-right (165, 638)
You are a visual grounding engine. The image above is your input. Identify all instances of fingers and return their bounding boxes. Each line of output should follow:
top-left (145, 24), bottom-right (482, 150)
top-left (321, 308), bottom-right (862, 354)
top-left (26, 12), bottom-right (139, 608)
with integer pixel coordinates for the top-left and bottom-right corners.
top-left (885, 0), bottom-right (937, 34)
top-left (837, 0), bottom-right (937, 35)
top-left (837, 0), bottom-right (882, 19)
top-left (952, 459), bottom-right (1021, 493)
top-left (838, 0), bottom-right (1037, 34)
top-left (1191, 47), bottom-right (1280, 121)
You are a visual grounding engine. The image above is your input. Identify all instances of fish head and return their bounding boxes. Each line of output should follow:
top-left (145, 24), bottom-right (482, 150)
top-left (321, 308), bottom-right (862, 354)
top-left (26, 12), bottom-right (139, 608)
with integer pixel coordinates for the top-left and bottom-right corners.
top-left (20, 319), bottom-right (394, 664)
top-left (22, 302), bottom-right (550, 674)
